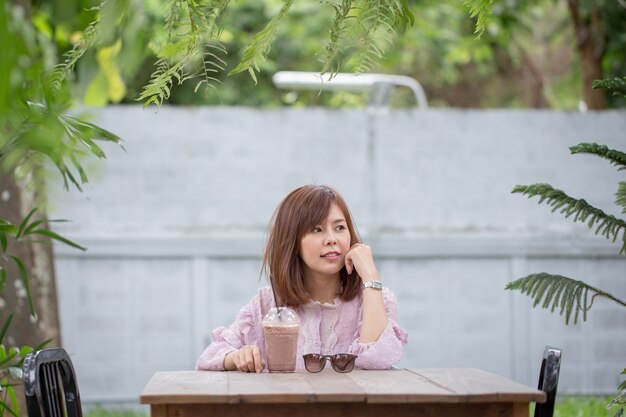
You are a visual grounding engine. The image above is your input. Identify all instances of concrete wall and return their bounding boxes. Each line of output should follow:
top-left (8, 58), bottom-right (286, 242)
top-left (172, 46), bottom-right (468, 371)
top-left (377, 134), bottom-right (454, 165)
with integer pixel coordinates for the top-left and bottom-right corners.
top-left (49, 107), bottom-right (626, 404)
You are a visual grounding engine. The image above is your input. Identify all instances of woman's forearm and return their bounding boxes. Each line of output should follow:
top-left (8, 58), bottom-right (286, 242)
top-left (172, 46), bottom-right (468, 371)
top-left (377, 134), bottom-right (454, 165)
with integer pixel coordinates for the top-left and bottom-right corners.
top-left (359, 282), bottom-right (388, 343)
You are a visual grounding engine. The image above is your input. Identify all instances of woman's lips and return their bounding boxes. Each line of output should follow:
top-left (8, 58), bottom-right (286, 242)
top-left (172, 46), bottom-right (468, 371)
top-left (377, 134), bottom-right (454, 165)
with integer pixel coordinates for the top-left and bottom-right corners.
top-left (321, 251), bottom-right (341, 260)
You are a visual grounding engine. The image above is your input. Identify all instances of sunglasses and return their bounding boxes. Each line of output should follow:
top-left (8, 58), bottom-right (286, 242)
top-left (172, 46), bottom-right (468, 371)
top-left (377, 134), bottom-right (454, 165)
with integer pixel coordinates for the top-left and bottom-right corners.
top-left (302, 353), bottom-right (357, 373)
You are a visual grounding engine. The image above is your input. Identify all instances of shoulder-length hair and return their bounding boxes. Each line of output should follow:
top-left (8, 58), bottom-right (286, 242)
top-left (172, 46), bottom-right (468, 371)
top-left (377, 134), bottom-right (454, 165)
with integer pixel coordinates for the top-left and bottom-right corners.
top-left (262, 185), bottom-right (362, 307)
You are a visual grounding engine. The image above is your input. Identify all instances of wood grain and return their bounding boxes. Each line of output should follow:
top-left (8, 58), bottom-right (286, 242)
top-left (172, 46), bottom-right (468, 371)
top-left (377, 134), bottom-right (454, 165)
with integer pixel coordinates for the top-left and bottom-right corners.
top-left (140, 368), bottom-right (545, 417)
top-left (408, 368), bottom-right (546, 403)
top-left (140, 371), bottom-right (229, 404)
top-left (347, 369), bottom-right (455, 403)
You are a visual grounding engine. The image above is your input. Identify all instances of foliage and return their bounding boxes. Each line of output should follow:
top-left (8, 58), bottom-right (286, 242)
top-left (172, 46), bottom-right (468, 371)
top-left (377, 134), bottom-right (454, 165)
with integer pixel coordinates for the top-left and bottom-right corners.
top-left (593, 77), bottom-right (626, 98)
top-left (463, 0), bottom-right (492, 36)
top-left (508, 143), bottom-right (626, 321)
top-left (506, 274), bottom-right (626, 325)
top-left (0, 0), bottom-right (122, 416)
top-left (511, 182), bottom-right (626, 254)
top-left (28, 0), bottom-right (626, 108)
top-left (230, 0), bottom-right (293, 83)
top-left (507, 138), bottom-right (625, 417)
top-left (607, 368), bottom-right (626, 417)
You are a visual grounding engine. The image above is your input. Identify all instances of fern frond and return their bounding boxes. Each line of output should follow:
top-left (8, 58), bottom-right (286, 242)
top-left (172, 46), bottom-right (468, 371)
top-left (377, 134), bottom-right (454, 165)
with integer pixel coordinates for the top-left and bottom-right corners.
top-left (570, 143), bottom-right (626, 171)
top-left (328, 0), bottom-right (413, 75)
top-left (164, 0), bottom-right (184, 39)
top-left (505, 273), bottom-right (626, 325)
top-left (137, 58), bottom-right (187, 107)
top-left (48, 4), bottom-right (103, 91)
top-left (512, 183), bottom-right (626, 253)
top-left (197, 42), bottom-right (227, 95)
top-left (205, 0), bottom-right (232, 37)
top-left (592, 77), bottom-right (626, 98)
top-left (349, 1), bottom-right (395, 74)
top-left (229, 0), bottom-right (294, 83)
top-left (320, 0), bottom-right (354, 77)
top-left (463, 0), bottom-right (493, 37)
top-left (617, 182), bottom-right (626, 214)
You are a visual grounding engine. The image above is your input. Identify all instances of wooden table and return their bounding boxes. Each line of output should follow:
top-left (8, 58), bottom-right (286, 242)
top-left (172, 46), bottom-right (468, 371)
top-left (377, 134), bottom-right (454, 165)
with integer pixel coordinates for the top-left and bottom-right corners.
top-left (140, 368), bottom-right (546, 417)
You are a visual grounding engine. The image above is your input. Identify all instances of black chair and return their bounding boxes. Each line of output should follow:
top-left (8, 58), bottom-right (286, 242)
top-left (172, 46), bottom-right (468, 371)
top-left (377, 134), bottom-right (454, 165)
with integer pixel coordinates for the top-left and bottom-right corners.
top-left (534, 346), bottom-right (562, 417)
top-left (23, 348), bottom-right (83, 417)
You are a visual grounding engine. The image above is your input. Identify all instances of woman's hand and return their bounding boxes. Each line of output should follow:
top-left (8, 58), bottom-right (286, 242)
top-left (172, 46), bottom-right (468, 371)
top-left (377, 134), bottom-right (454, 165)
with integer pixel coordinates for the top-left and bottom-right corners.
top-left (344, 243), bottom-right (380, 282)
top-left (224, 345), bottom-right (264, 373)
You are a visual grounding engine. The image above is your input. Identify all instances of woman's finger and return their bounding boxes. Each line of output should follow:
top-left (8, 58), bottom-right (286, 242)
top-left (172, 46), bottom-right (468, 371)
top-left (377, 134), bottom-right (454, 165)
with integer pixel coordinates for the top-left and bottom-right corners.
top-left (243, 347), bottom-right (255, 372)
top-left (238, 349), bottom-right (250, 372)
top-left (232, 351), bottom-right (242, 371)
top-left (345, 252), bottom-right (353, 275)
top-left (252, 346), bottom-right (263, 373)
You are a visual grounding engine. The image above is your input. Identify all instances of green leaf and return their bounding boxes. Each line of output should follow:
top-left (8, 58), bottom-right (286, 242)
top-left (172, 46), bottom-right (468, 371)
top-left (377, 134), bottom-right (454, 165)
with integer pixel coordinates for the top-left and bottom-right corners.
top-left (505, 273), bottom-right (626, 325)
top-left (592, 77), bottom-right (626, 98)
top-left (570, 143), bottom-right (626, 171)
top-left (0, 234), bottom-right (7, 252)
top-left (16, 208), bottom-right (37, 239)
top-left (0, 268), bottom-right (6, 293)
top-left (29, 230), bottom-right (86, 251)
top-left (33, 339), bottom-right (53, 352)
top-left (5, 385), bottom-right (19, 417)
top-left (9, 256), bottom-right (35, 317)
top-left (616, 182), bottom-right (626, 214)
top-left (0, 225), bottom-right (18, 236)
top-left (21, 219), bottom-right (45, 236)
top-left (512, 183), bottom-right (626, 254)
top-left (19, 346), bottom-right (33, 356)
top-left (464, 0), bottom-right (493, 37)
top-left (0, 315), bottom-right (13, 344)
top-left (229, 0), bottom-right (294, 79)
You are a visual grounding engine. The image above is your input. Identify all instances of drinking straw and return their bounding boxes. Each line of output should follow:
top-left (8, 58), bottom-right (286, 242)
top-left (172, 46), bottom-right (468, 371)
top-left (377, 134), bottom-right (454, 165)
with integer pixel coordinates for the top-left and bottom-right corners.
top-left (269, 274), bottom-right (282, 318)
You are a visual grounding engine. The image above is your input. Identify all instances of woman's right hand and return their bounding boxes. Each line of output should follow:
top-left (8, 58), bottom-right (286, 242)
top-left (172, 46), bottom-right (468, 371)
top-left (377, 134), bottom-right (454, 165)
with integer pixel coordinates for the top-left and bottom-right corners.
top-left (224, 345), bottom-right (264, 373)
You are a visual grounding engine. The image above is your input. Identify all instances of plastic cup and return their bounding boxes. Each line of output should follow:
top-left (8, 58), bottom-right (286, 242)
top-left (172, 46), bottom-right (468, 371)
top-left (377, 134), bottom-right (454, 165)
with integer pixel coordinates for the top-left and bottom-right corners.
top-left (262, 307), bottom-right (300, 373)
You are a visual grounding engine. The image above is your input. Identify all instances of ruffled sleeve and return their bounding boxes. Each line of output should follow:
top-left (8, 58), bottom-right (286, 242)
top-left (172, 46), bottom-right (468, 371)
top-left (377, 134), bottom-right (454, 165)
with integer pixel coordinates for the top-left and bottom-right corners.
top-left (195, 287), bottom-right (271, 370)
top-left (348, 287), bottom-right (408, 369)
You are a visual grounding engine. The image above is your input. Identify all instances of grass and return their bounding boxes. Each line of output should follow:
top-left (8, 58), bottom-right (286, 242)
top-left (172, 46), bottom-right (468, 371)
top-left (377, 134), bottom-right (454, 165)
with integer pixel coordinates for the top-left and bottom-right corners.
top-left (84, 406), bottom-right (148, 417)
top-left (83, 396), bottom-right (621, 417)
top-left (531, 396), bottom-right (619, 417)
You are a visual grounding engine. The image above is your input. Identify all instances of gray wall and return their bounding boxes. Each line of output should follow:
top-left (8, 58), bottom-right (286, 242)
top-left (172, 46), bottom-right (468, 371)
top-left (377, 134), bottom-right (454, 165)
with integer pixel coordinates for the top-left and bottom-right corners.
top-left (49, 107), bottom-right (626, 404)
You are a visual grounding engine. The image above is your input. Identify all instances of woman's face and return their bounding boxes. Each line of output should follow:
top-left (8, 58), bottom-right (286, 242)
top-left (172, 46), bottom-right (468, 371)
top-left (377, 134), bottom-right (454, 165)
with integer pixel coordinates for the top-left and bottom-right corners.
top-left (299, 202), bottom-right (352, 280)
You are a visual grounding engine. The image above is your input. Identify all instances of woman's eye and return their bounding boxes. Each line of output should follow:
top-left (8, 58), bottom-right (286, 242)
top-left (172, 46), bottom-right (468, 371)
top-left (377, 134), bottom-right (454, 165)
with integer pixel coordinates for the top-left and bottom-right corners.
top-left (312, 227), bottom-right (322, 232)
top-left (336, 225), bottom-right (346, 231)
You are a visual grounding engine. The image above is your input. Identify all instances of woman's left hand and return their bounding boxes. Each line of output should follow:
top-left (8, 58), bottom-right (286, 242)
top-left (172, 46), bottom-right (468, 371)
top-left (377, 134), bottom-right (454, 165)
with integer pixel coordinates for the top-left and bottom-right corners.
top-left (344, 243), bottom-right (380, 281)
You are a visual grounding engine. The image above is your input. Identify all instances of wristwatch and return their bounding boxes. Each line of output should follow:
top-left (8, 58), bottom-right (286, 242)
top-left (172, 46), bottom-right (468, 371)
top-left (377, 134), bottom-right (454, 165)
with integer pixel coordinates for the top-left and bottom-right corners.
top-left (362, 280), bottom-right (383, 290)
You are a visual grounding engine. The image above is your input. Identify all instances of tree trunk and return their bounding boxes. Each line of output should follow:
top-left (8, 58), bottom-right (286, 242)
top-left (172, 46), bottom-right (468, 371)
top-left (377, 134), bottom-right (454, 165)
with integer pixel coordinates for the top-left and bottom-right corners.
top-left (0, 167), bottom-right (61, 417)
top-left (566, 0), bottom-right (607, 109)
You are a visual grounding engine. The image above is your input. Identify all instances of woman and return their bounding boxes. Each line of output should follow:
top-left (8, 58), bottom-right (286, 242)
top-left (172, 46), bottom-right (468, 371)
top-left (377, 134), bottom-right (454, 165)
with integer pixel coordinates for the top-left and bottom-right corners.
top-left (196, 185), bottom-right (407, 372)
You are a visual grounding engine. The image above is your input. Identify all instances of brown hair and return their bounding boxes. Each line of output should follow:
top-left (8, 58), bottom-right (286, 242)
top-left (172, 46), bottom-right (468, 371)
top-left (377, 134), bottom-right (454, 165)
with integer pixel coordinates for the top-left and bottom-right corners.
top-left (261, 185), bottom-right (362, 307)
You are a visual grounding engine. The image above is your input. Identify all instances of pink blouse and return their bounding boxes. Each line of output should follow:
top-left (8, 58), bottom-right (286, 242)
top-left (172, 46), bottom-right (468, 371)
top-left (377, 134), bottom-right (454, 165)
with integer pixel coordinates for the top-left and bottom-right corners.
top-left (195, 286), bottom-right (408, 371)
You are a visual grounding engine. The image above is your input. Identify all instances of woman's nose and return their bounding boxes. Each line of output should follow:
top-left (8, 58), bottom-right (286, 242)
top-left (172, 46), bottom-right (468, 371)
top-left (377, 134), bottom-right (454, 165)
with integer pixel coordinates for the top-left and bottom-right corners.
top-left (324, 230), bottom-right (337, 245)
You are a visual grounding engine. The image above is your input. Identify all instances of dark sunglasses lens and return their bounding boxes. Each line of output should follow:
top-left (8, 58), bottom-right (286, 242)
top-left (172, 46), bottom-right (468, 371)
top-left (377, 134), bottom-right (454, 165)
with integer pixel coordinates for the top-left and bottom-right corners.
top-left (304, 354), bottom-right (325, 373)
top-left (331, 354), bottom-right (356, 373)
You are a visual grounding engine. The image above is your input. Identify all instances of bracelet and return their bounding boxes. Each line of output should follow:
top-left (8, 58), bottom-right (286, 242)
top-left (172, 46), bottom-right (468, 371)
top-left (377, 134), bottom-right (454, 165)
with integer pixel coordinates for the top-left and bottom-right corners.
top-left (361, 280), bottom-right (383, 290)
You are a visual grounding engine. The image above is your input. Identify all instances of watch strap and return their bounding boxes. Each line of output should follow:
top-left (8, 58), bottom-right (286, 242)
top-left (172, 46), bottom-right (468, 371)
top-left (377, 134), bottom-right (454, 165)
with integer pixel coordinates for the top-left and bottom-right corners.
top-left (362, 280), bottom-right (383, 290)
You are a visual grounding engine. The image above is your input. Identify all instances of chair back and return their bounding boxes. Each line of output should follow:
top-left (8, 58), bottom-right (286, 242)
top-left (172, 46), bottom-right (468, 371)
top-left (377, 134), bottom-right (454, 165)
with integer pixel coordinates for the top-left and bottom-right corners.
top-left (23, 348), bottom-right (83, 417)
top-left (534, 346), bottom-right (562, 417)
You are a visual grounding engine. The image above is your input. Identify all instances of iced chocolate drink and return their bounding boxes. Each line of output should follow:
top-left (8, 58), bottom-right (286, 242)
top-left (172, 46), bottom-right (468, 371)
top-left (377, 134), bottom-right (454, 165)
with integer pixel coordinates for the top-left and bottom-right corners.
top-left (262, 307), bottom-right (300, 373)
